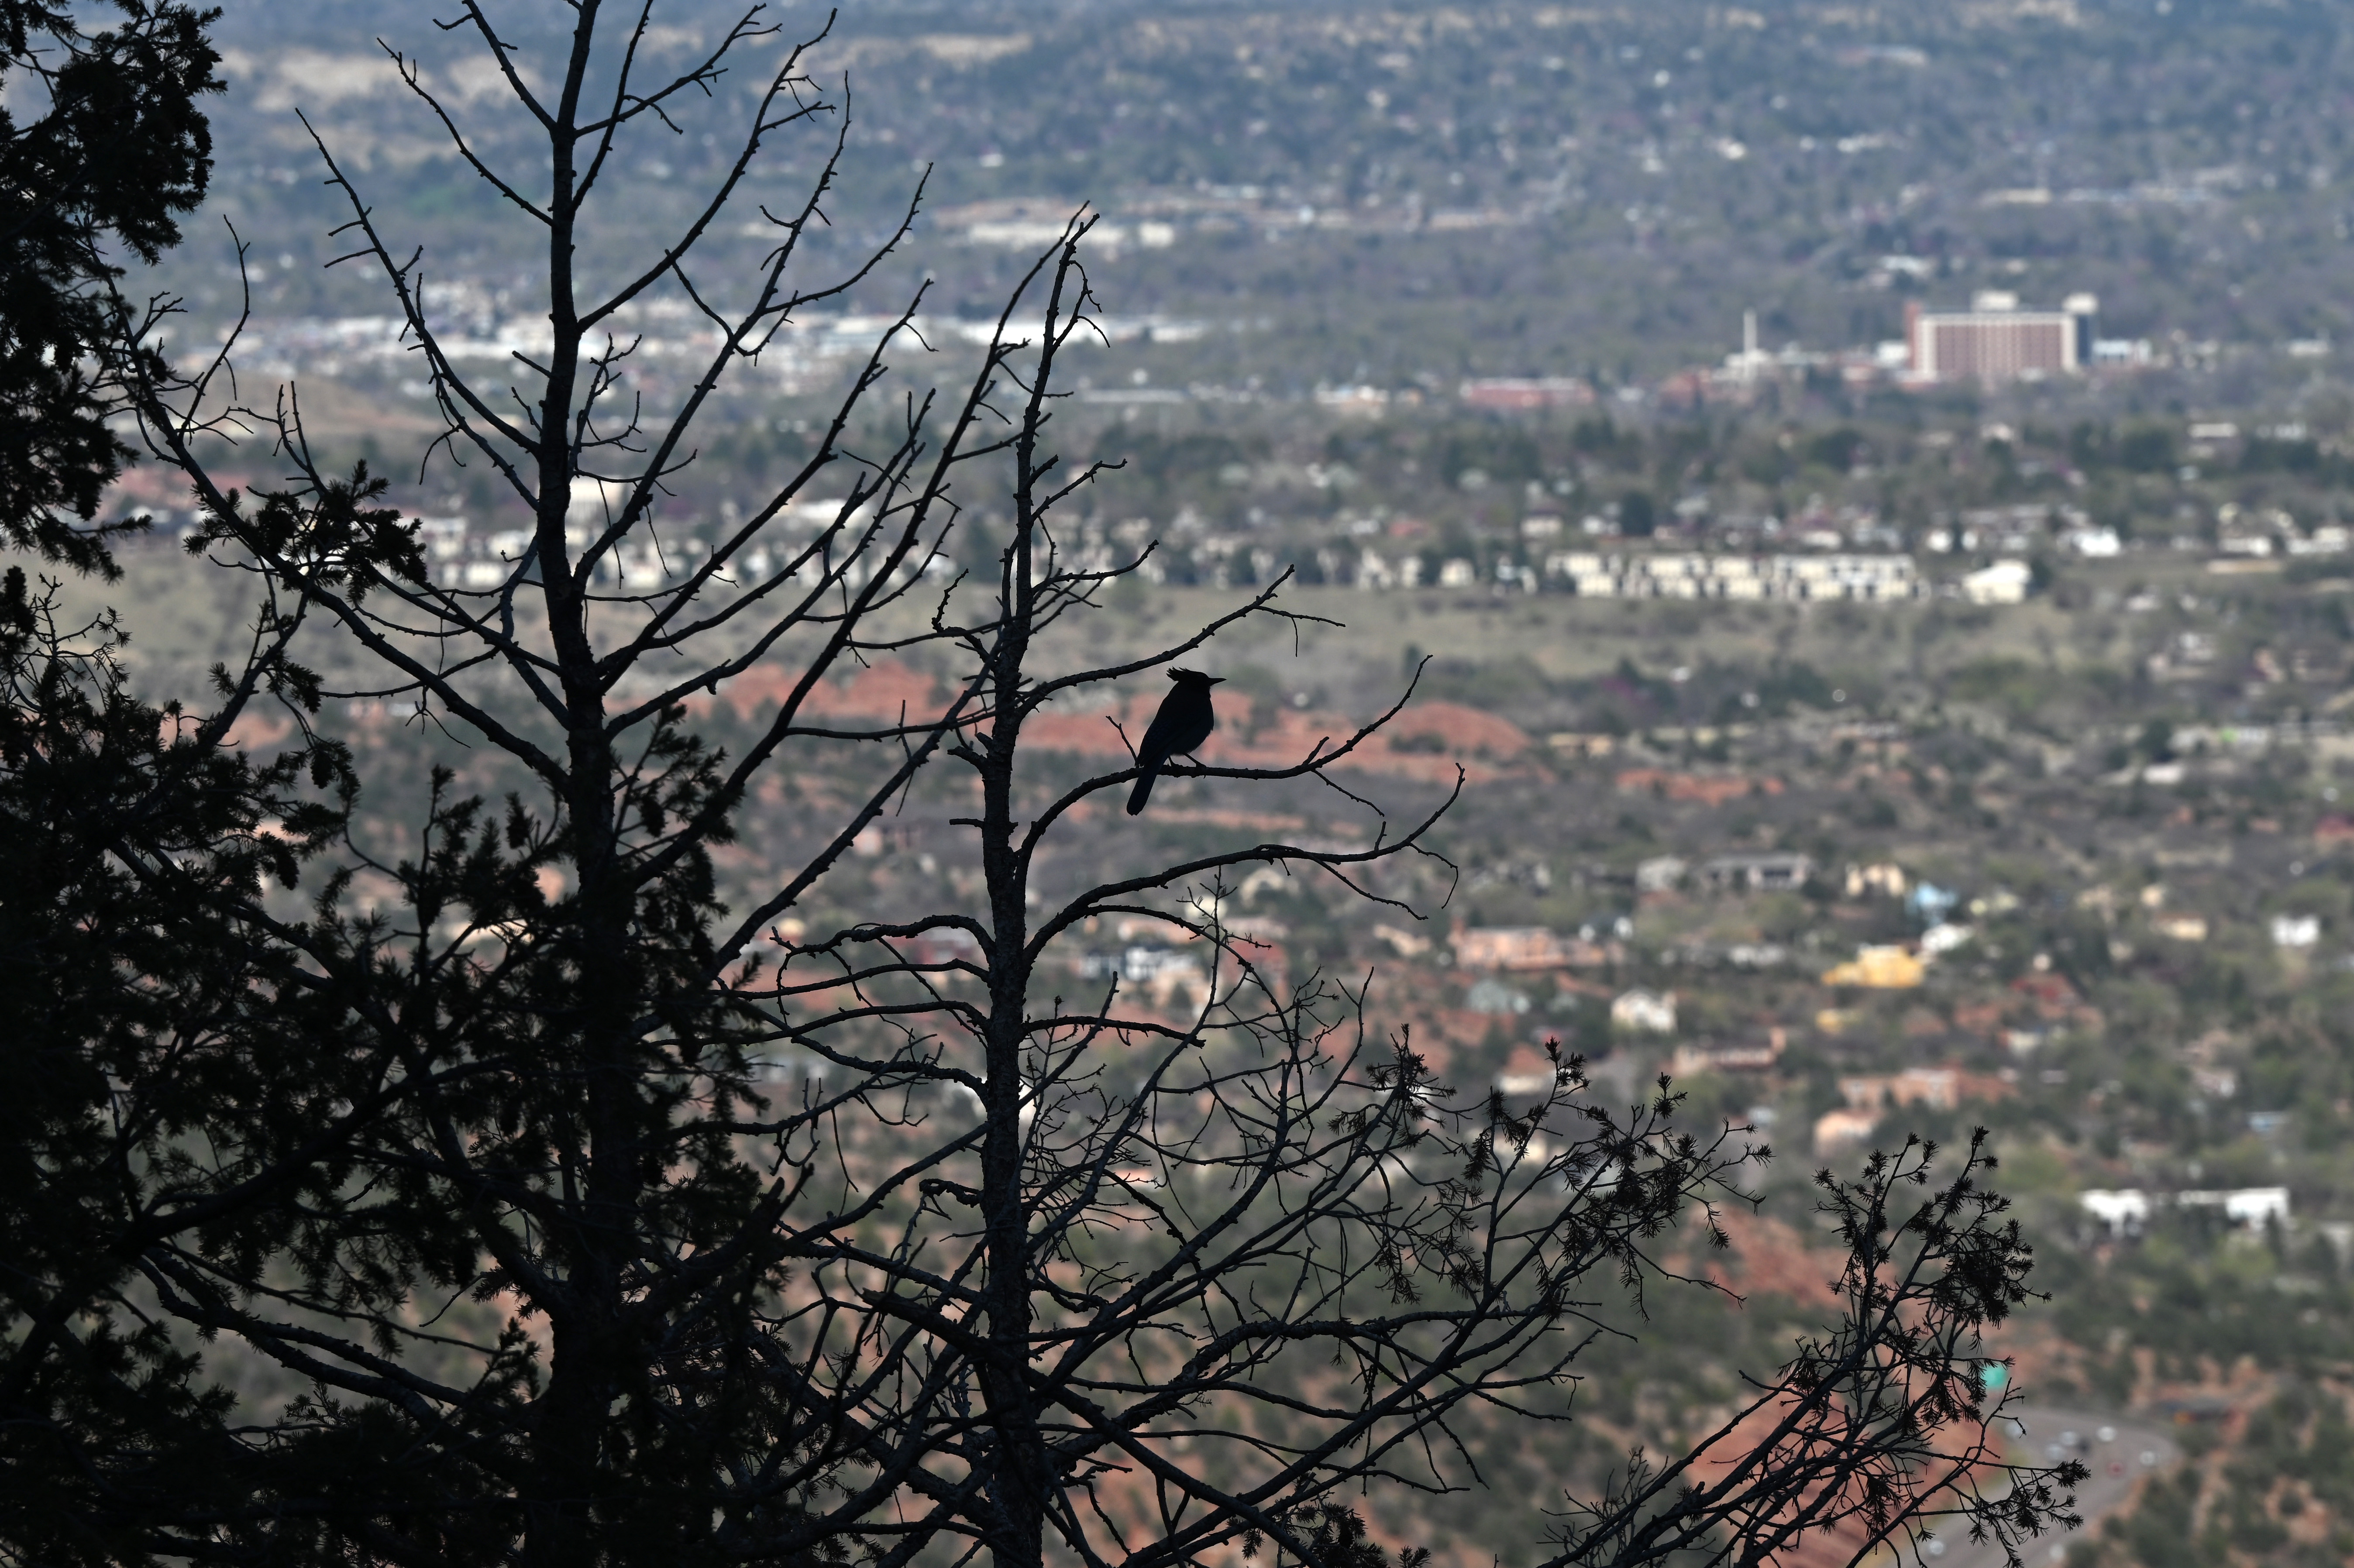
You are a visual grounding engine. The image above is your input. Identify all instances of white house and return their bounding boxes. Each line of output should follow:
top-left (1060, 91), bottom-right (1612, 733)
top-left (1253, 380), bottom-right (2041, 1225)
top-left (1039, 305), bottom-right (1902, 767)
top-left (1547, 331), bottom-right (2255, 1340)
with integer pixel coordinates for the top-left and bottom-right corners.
top-left (2082, 1185), bottom-right (2289, 1234)
top-left (1635, 856), bottom-right (1688, 893)
top-left (1611, 988), bottom-right (1677, 1035)
top-left (1920, 922), bottom-right (1976, 956)
top-left (2271, 914), bottom-right (2321, 949)
top-left (2178, 1187), bottom-right (2290, 1227)
top-left (2079, 1189), bottom-right (2151, 1234)
top-left (1961, 559), bottom-right (2032, 604)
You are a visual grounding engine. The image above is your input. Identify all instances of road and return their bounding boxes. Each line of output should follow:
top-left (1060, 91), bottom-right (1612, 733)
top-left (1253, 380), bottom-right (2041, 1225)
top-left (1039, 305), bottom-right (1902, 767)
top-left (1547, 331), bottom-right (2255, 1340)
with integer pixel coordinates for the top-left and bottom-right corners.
top-left (1931, 1404), bottom-right (2182, 1568)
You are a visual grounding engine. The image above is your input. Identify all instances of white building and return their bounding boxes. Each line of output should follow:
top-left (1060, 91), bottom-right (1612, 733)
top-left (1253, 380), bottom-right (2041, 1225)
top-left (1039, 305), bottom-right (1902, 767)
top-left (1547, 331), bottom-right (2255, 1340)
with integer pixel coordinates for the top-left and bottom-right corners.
top-left (2081, 1185), bottom-right (2289, 1235)
top-left (1961, 559), bottom-right (2032, 605)
top-left (1543, 552), bottom-right (1923, 603)
top-left (1610, 989), bottom-right (1678, 1035)
top-left (1635, 856), bottom-right (1688, 893)
top-left (1920, 922), bottom-right (1975, 956)
top-left (2178, 1187), bottom-right (2290, 1227)
top-left (2079, 1189), bottom-right (2151, 1234)
top-left (2271, 914), bottom-right (2321, 949)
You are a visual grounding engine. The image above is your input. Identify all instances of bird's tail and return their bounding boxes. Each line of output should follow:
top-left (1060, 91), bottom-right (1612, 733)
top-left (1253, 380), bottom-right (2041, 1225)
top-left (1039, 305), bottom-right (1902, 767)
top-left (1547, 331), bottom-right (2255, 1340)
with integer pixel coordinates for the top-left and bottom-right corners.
top-left (1126, 765), bottom-right (1157, 816)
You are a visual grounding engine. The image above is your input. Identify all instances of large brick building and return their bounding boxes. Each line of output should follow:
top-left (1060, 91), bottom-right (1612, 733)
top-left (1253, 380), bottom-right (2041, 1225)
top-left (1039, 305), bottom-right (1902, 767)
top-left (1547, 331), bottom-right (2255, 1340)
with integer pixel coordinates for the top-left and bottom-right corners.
top-left (1905, 292), bottom-right (2098, 383)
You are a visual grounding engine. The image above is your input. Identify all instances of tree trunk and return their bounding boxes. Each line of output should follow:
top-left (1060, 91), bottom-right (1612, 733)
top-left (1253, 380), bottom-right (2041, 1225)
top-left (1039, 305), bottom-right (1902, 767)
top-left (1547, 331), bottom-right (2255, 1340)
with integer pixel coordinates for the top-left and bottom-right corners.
top-left (978, 532), bottom-right (1048, 1568)
top-left (521, 19), bottom-right (635, 1558)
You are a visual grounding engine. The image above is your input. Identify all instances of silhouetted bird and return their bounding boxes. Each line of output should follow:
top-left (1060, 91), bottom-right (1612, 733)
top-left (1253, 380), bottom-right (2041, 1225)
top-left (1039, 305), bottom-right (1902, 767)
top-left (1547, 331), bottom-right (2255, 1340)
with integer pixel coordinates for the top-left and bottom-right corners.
top-left (1126, 668), bottom-right (1222, 815)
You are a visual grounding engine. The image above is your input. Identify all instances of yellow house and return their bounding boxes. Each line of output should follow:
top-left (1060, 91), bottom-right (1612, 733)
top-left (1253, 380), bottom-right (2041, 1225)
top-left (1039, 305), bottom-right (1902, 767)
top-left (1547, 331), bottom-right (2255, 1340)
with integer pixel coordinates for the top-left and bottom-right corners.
top-left (1821, 944), bottom-right (1926, 988)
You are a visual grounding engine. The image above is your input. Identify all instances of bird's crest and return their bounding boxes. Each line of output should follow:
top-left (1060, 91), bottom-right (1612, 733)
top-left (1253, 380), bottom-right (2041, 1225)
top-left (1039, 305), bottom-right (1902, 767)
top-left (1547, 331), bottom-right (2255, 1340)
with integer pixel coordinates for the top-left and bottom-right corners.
top-left (1167, 667), bottom-right (1223, 683)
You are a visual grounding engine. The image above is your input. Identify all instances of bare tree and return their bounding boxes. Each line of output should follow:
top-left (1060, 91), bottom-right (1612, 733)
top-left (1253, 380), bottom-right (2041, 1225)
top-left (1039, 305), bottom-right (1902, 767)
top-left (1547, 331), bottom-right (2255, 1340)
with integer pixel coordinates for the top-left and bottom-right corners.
top-left (1550, 1133), bottom-right (2083, 1568)
top-left (64, 6), bottom-right (2082, 1568)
